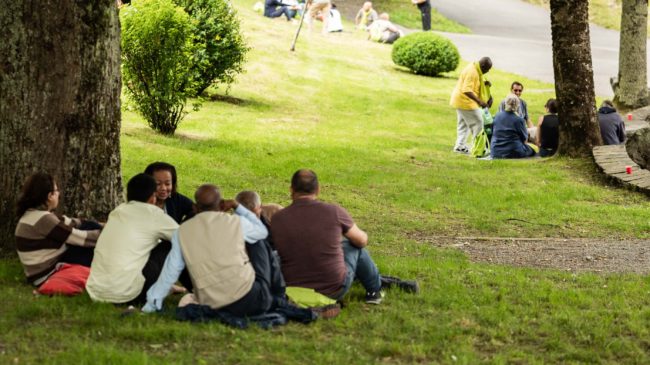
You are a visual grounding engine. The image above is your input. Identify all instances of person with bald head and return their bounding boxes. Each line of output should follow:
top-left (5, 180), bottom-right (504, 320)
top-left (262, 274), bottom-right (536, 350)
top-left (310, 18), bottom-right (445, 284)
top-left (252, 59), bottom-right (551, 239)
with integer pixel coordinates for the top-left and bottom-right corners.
top-left (142, 184), bottom-right (283, 316)
top-left (271, 169), bottom-right (387, 304)
top-left (355, 1), bottom-right (378, 29)
top-left (450, 57), bottom-right (493, 154)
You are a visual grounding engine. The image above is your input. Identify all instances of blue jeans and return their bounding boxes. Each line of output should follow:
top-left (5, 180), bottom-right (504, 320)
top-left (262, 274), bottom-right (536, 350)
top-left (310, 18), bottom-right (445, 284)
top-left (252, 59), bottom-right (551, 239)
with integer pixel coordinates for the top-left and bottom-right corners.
top-left (331, 239), bottom-right (382, 300)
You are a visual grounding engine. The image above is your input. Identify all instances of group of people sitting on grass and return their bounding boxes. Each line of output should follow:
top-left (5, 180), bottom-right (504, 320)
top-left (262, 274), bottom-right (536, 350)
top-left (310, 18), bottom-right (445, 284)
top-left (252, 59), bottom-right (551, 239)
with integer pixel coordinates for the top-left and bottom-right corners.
top-left (355, 2), bottom-right (403, 44)
top-left (15, 164), bottom-right (418, 322)
top-left (257, 0), bottom-right (344, 33)
top-left (451, 57), bottom-right (627, 159)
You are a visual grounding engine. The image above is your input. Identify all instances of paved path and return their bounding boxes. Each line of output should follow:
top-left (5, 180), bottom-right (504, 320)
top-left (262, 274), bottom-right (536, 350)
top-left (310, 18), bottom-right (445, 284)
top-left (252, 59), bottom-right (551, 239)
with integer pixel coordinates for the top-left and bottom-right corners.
top-left (431, 0), bottom-right (640, 97)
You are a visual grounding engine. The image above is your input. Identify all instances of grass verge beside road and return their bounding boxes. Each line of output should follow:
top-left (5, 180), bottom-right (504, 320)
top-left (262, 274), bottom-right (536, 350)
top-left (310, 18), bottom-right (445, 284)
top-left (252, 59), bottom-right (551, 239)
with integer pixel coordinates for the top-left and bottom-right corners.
top-left (2, 1), bottom-right (650, 363)
top-left (522, 0), bottom-right (650, 35)
top-left (370, 0), bottom-right (470, 33)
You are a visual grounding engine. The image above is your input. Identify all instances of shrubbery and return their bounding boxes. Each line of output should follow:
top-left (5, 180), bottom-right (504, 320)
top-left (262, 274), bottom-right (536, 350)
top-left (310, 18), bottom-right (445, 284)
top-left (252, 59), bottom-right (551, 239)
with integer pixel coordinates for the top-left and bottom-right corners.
top-left (120, 0), bottom-right (195, 135)
top-left (174, 0), bottom-right (249, 96)
top-left (391, 33), bottom-right (460, 77)
top-left (120, 0), bottom-right (248, 135)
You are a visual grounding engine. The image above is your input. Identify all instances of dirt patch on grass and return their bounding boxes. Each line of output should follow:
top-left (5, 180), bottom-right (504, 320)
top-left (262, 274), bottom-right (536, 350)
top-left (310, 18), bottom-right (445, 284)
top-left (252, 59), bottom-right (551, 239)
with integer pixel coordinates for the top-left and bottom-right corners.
top-left (424, 236), bottom-right (650, 274)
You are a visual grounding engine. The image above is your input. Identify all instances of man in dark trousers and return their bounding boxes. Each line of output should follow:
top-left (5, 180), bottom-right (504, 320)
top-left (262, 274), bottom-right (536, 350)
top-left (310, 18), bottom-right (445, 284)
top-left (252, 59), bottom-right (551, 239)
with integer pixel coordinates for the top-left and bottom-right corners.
top-left (412, 0), bottom-right (431, 31)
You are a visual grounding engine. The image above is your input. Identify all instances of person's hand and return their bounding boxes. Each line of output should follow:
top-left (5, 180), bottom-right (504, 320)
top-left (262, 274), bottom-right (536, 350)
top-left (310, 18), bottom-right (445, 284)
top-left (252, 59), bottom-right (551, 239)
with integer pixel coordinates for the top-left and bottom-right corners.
top-left (220, 199), bottom-right (239, 212)
top-left (487, 96), bottom-right (493, 108)
top-left (479, 100), bottom-right (488, 109)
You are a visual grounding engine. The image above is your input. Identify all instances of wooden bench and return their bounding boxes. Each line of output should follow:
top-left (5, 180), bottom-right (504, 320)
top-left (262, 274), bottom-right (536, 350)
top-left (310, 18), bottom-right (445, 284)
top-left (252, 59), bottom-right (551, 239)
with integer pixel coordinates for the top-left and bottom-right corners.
top-left (592, 144), bottom-right (650, 195)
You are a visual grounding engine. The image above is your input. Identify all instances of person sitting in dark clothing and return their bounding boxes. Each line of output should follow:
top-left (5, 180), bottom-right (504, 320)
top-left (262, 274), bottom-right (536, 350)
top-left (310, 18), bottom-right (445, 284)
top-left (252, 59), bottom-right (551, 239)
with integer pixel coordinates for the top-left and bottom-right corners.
top-left (491, 93), bottom-right (537, 159)
top-left (536, 98), bottom-right (559, 157)
top-left (597, 100), bottom-right (626, 145)
top-left (264, 0), bottom-right (296, 21)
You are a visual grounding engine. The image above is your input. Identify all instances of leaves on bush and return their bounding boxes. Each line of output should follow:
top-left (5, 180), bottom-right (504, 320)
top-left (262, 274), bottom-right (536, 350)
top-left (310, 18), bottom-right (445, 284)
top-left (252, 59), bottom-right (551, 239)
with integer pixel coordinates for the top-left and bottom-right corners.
top-left (391, 32), bottom-right (460, 77)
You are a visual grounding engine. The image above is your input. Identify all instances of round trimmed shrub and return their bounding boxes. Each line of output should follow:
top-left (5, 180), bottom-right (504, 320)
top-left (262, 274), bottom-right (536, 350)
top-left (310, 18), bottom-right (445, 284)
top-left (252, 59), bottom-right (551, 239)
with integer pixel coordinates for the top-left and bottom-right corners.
top-left (391, 32), bottom-right (460, 76)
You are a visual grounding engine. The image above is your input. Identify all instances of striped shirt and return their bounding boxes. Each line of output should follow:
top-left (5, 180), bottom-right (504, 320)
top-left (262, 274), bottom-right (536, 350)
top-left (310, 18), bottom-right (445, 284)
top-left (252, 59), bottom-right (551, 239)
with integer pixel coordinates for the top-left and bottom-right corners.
top-left (15, 209), bottom-right (100, 285)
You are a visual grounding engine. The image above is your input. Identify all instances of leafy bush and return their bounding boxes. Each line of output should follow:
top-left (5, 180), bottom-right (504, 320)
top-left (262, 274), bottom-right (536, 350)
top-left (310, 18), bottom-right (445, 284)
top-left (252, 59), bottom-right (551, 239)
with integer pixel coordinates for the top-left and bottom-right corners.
top-left (174, 0), bottom-right (249, 96)
top-left (120, 0), bottom-right (196, 135)
top-left (391, 32), bottom-right (460, 77)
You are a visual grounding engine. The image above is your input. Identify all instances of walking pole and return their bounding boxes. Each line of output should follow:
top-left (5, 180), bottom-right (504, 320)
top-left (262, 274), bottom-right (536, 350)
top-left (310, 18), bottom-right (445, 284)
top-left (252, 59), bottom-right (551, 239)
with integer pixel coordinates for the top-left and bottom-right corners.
top-left (290, 0), bottom-right (310, 52)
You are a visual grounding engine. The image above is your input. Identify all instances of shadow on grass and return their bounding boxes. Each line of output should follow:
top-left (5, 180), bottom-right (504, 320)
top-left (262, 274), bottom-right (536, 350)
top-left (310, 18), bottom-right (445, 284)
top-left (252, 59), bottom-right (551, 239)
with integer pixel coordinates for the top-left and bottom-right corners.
top-left (390, 66), bottom-right (458, 80)
top-left (201, 92), bottom-right (268, 109)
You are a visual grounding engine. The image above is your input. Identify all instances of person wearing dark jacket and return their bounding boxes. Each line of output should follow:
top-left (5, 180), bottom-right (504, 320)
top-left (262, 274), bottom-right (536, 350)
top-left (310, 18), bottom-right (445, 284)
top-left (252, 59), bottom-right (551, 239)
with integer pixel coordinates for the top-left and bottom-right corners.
top-left (536, 98), bottom-right (559, 157)
top-left (144, 162), bottom-right (194, 224)
top-left (597, 100), bottom-right (626, 145)
top-left (491, 94), bottom-right (537, 159)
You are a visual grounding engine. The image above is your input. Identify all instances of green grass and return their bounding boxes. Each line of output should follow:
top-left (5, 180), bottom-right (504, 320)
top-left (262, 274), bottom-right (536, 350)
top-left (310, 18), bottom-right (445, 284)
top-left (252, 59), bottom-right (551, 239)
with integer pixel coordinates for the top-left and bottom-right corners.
top-left (522, 0), bottom-right (650, 36)
top-left (370, 0), bottom-right (470, 33)
top-left (2, 0), bottom-right (650, 363)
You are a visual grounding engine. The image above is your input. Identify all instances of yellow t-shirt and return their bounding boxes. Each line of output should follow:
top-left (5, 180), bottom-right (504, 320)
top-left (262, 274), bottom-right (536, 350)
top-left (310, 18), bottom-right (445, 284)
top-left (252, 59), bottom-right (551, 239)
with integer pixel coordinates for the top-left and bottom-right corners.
top-left (450, 63), bottom-right (480, 110)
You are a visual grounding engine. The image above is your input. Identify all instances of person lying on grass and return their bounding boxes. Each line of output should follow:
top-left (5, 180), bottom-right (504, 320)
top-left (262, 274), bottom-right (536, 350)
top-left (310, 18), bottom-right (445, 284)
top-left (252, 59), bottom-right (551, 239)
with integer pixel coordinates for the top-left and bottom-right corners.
top-left (270, 169), bottom-right (419, 306)
top-left (86, 173), bottom-right (185, 304)
top-left (15, 172), bottom-right (102, 287)
top-left (143, 184), bottom-right (287, 316)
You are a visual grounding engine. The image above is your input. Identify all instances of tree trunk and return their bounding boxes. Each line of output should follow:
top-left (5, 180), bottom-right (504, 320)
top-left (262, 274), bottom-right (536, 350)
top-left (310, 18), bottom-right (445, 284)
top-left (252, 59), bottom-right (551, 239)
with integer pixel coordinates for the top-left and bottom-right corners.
top-left (613, 0), bottom-right (649, 111)
top-left (549, 0), bottom-right (603, 157)
top-left (0, 1), bottom-right (123, 254)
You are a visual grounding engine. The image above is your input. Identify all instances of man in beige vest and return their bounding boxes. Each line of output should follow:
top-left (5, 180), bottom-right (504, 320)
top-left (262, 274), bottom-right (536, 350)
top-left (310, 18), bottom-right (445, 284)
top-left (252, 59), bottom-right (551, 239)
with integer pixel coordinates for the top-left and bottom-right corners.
top-left (142, 184), bottom-right (285, 316)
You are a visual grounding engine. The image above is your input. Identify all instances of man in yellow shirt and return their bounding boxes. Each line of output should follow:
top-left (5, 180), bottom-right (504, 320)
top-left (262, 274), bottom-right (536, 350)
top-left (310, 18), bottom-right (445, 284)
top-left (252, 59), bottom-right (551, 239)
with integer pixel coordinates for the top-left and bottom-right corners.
top-left (450, 57), bottom-right (493, 154)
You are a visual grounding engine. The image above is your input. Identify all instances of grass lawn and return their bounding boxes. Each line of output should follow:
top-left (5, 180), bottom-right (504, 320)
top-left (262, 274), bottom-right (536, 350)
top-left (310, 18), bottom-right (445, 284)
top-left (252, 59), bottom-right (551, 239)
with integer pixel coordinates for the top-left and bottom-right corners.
top-left (369, 0), bottom-right (470, 33)
top-left (2, 1), bottom-right (650, 364)
top-left (522, 0), bottom-right (650, 36)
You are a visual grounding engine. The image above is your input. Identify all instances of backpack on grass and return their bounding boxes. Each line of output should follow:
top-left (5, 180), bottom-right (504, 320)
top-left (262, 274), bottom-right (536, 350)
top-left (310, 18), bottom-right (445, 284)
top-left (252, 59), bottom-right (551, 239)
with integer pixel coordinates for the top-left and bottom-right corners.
top-left (470, 129), bottom-right (490, 158)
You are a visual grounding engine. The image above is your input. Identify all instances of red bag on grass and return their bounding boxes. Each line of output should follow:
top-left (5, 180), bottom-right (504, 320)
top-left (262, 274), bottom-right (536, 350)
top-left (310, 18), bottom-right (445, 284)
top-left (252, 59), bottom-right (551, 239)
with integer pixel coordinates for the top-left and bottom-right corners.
top-left (38, 263), bottom-right (90, 296)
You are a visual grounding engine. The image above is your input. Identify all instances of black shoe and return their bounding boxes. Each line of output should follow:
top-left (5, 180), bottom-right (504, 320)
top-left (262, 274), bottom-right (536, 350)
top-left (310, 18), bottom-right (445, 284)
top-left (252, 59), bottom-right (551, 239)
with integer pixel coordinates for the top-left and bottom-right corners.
top-left (380, 275), bottom-right (420, 294)
top-left (365, 291), bottom-right (384, 305)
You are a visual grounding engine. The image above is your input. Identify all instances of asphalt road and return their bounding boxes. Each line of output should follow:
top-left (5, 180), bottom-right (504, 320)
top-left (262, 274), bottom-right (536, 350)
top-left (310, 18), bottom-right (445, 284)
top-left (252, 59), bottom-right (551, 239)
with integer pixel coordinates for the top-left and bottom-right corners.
top-left (431, 0), bottom-right (634, 97)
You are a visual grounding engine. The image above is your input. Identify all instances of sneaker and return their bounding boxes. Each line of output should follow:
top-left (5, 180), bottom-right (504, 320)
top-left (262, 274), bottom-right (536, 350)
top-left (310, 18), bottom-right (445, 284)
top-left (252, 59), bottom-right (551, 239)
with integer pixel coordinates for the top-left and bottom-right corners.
top-left (380, 275), bottom-right (420, 294)
top-left (365, 291), bottom-right (384, 305)
top-left (453, 146), bottom-right (469, 154)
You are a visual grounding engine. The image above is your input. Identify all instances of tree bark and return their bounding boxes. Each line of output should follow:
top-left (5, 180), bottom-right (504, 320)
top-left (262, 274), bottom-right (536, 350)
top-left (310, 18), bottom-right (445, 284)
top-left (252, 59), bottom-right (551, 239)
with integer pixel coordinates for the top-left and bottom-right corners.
top-left (549, 0), bottom-right (603, 157)
top-left (0, 1), bottom-right (123, 253)
top-left (613, 0), bottom-right (649, 111)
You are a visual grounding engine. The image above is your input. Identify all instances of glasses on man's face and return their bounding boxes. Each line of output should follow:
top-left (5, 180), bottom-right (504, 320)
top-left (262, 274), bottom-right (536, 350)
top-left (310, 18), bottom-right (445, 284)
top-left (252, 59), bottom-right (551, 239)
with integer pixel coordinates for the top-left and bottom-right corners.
top-left (513, 89), bottom-right (523, 93)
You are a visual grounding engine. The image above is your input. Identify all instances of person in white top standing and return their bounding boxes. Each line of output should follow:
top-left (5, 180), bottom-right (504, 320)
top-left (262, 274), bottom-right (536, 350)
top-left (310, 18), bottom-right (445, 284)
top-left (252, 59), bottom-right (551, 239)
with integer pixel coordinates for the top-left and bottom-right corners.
top-left (86, 173), bottom-right (179, 304)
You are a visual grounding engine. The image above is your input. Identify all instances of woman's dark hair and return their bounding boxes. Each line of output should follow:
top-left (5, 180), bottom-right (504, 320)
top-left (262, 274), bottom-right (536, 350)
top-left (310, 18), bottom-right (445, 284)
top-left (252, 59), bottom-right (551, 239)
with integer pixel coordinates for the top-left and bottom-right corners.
top-left (16, 173), bottom-right (56, 217)
top-left (144, 162), bottom-right (177, 194)
top-left (545, 98), bottom-right (558, 114)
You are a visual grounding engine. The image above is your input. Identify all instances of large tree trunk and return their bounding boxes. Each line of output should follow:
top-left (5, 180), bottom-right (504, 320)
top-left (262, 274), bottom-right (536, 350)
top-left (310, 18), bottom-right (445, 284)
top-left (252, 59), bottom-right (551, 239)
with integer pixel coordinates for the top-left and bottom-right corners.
top-left (0, 1), bottom-right (123, 254)
top-left (613, 0), bottom-right (649, 111)
top-left (550, 0), bottom-right (603, 157)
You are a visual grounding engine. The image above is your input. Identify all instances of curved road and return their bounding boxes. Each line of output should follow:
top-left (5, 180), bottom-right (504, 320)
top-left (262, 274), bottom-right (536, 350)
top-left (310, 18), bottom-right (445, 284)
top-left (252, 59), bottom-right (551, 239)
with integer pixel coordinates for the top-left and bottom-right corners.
top-left (432, 0), bottom-right (637, 97)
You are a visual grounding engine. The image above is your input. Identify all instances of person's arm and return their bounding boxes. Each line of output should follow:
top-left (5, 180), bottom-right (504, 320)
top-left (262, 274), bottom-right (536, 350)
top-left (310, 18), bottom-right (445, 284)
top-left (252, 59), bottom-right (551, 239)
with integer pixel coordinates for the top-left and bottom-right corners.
top-left (387, 22), bottom-right (400, 33)
top-left (463, 92), bottom-right (487, 108)
top-left (157, 212), bottom-right (180, 242)
top-left (517, 117), bottom-right (528, 143)
top-left (235, 204), bottom-right (268, 243)
top-left (618, 118), bottom-right (627, 143)
top-left (142, 230), bottom-right (186, 313)
top-left (39, 213), bottom-right (99, 247)
top-left (344, 224), bottom-right (368, 248)
top-left (536, 115), bottom-right (544, 146)
top-left (355, 9), bottom-right (362, 24)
